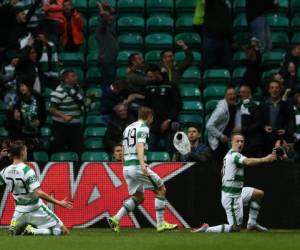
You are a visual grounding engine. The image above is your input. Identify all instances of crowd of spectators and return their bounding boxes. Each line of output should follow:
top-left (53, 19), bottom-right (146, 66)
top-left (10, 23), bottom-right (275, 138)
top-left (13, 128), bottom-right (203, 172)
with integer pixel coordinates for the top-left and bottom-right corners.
top-left (0, 0), bottom-right (300, 164)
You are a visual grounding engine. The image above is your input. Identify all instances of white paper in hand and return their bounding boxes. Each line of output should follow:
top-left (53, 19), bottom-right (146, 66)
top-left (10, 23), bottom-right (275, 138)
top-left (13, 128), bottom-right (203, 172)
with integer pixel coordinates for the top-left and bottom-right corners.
top-left (173, 132), bottom-right (191, 155)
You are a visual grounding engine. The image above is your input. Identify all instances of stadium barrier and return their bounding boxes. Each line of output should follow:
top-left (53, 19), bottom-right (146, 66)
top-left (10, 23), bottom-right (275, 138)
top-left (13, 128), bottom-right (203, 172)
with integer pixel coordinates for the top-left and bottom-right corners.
top-left (0, 162), bottom-right (299, 229)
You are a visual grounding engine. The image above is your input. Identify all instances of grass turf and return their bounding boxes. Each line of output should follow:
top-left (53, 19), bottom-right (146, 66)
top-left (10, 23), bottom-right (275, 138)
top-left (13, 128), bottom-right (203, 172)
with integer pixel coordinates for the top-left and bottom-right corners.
top-left (0, 229), bottom-right (299, 250)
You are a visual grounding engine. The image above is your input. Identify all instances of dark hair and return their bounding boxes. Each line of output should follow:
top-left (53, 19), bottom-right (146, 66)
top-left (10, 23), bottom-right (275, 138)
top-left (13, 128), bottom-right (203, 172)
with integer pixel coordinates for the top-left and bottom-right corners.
top-left (231, 129), bottom-right (244, 139)
top-left (239, 83), bottom-right (252, 93)
top-left (268, 79), bottom-right (281, 87)
top-left (294, 93), bottom-right (300, 104)
top-left (160, 49), bottom-right (173, 60)
top-left (225, 85), bottom-right (236, 94)
top-left (128, 53), bottom-right (140, 67)
top-left (138, 107), bottom-right (153, 120)
top-left (186, 123), bottom-right (202, 134)
top-left (8, 140), bottom-right (26, 159)
top-left (61, 69), bottom-right (75, 81)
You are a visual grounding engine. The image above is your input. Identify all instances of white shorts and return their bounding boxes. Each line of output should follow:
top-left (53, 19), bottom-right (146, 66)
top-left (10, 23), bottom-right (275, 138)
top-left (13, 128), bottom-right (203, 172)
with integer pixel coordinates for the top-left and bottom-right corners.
top-left (123, 167), bottom-right (164, 195)
top-left (12, 203), bottom-right (63, 230)
top-left (221, 187), bottom-right (254, 226)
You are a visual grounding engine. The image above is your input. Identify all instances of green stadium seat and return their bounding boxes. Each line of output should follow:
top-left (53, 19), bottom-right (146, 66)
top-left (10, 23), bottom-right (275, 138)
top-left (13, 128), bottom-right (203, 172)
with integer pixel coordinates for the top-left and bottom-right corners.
top-left (176, 14), bottom-right (194, 33)
top-left (175, 0), bottom-right (196, 13)
top-left (43, 88), bottom-right (52, 100)
top-left (88, 16), bottom-right (100, 33)
top-left (147, 0), bottom-right (173, 14)
top-left (147, 151), bottom-right (170, 162)
top-left (233, 32), bottom-right (251, 45)
top-left (118, 33), bottom-right (143, 50)
top-left (86, 115), bottom-right (106, 126)
top-left (118, 16), bottom-right (145, 33)
top-left (44, 116), bottom-right (53, 126)
top-left (73, 0), bottom-right (88, 14)
top-left (88, 101), bottom-right (101, 114)
top-left (232, 67), bottom-right (246, 85)
top-left (205, 99), bottom-right (219, 115)
top-left (292, 16), bottom-right (300, 32)
top-left (84, 138), bottom-right (104, 150)
top-left (178, 114), bottom-right (203, 126)
top-left (175, 50), bottom-right (201, 66)
top-left (203, 86), bottom-right (227, 102)
top-left (88, 0), bottom-right (116, 15)
top-left (262, 50), bottom-right (285, 67)
top-left (0, 127), bottom-right (8, 137)
top-left (291, 0), bottom-right (300, 15)
top-left (118, 0), bottom-right (145, 14)
top-left (81, 151), bottom-right (109, 162)
top-left (292, 32), bottom-right (300, 45)
top-left (175, 32), bottom-right (201, 50)
top-left (86, 67), bottom-right (101, 84)
top-left (179, 84), bottom-right (201, 100)
top-left (234, 14), bottom-right (248, 32)
top-left (116, 67), bottom-right (127, 77)
top-left (87, 53), bottom-right (98, 67)
top-left (277, 0), bottom-right (289, 14)
top-left (145, 33), bottom-right (173, 50)
top-left (0, 114), bottom-right (6, 126)
top-left (88, 35), bottom-right (99, 52)
top-left (233, 0), bottom-right (245, 14)
top-left (271, 32), bottom-right (289, 49)
top-left (181, 66), bottom-right (201, 84)
top-left (41, 126), bottom-right (51, 137)
top-left (39, 138), bottom-right (50, 151)
top-left (45, 101), bottom-right (51, 111)
top-left (0, 100), bottom-right (7, 111)
top-left (182, 101), bottom-right (203, 115)
top-left (85, 127), bottom-right (107, 138)
top-left (145, 50), bottom-right (161, 64)
top-left (117, 50), bottom-right (141, 66)
top-left (86, 87), bottom-right (102, 99)
top-left (33, 151), bottom-right (49, 162)
top-left (147, 15), bottom-right (174, 33)
top-left (233, 50), bottom-right (247, 65)
top-left (203, 69), bottom-right (231, 85)
top-left (58, 53), bottom-right (84, 67)
top-left (267, 14), bottom-right (289, 32)
top-left (51, 152), bottom-right (79, 162)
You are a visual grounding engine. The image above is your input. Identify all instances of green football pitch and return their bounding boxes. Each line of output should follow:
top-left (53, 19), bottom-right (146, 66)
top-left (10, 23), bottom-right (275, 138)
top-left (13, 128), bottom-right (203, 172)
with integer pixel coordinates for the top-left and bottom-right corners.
top-left (0, 229), bottom-right (299, 250)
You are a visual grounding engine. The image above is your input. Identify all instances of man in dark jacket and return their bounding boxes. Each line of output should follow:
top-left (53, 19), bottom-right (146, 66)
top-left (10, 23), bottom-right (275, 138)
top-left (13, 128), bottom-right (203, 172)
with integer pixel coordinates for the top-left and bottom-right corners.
top-left (234, 84), bottom-right (263, 157)
top-left (144, 65), bottom-right (182, 155)
top-left (159, 40), bottom-right (193, 85)
top-left (246, 0), bottom-right (278, 52)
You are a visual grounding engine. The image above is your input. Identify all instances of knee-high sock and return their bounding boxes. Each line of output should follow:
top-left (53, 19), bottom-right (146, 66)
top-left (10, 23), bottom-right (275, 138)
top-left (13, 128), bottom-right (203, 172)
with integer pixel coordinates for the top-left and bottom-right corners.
top-left (115, 197), bottom-right (138, 221)
top-left (155, 196), bottom-right (166, 227)
top-left (206, 224), bottom-right (232, 233)
top-left (248, 200), bottom-right (261, 225)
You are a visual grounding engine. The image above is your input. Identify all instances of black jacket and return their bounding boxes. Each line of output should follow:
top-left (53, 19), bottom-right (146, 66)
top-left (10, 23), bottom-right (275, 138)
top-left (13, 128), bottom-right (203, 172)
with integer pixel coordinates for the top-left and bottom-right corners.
top-left (246, 0), bottom-right (277, 23)
top-left (145, 83), bottom-right (182, 133)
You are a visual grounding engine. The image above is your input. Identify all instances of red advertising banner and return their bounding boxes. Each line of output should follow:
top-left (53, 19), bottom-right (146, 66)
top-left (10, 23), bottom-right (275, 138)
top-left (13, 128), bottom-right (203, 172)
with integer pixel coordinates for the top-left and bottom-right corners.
top-left (0, 162), bottom-right (194, 228)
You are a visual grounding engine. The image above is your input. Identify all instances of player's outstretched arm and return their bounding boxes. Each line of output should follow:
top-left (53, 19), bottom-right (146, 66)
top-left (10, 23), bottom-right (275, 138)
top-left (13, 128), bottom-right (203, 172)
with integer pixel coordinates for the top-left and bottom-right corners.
top-left (243, 153), bottom-right (276, 166)
top-left (34, 188), bottom-right (73, 208)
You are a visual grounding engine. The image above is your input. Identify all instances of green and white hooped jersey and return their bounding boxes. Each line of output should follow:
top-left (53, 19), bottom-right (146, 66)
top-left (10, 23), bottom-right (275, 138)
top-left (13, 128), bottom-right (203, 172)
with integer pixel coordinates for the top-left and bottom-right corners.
top-left (0, 163), bottom-right (42, 213)
top-left (123, 120), bottom-right (149, 168)
top-left (221, 149), bottom-right (246, 197)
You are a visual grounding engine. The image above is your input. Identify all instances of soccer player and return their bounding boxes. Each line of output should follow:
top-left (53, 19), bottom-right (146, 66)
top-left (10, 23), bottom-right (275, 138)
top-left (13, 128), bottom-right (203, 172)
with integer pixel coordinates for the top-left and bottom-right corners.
top-left (108, 107), bottom-right (177, 232)
top-left (192, 130), bottom-right (276, 233)
top-left (0, 141), bottom-right (73, 236)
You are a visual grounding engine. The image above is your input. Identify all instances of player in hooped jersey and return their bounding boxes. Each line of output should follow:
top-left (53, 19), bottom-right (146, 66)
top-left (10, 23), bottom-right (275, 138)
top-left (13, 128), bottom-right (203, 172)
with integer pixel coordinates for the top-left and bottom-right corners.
top-left (108, 107), bottom-right (177, 232)
top-left (0, 141), bottom-right (73, 236)
top-left (192, 129), bottom-right (276, 233)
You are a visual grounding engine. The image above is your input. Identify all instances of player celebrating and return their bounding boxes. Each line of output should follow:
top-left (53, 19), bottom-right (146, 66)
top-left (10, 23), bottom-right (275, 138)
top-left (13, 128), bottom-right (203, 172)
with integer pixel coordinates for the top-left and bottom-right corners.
top-left (108, 107), bottom-right (177, 232)
top-left (192, 130), bottom-right (276, 233)
top-left (0, 141), bottom-right (73, 236)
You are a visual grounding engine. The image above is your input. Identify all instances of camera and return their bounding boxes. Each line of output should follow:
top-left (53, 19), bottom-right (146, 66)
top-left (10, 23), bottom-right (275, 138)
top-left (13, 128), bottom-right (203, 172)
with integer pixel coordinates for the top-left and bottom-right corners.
top-left (273, 146), bottom-right (286, 161)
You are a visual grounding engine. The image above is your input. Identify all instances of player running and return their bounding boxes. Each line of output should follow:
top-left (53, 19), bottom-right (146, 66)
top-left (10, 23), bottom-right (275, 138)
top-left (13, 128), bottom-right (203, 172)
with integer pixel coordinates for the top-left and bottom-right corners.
top-left (108, 107), bottom-right (177, 232)
top-left (0, 141), bottom-right (73, 236)
top-left (192, 129), bottom-right (276, 233)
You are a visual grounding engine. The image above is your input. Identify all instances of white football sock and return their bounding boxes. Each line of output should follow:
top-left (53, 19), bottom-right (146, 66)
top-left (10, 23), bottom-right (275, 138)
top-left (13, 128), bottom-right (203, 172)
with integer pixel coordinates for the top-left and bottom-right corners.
top-left (248, 201), bottom-right (261, 225)
top-left (115, 197), bottom-right (138, 221)
top-left (155, 196), bottom-right (166, 227)
top-left (206, 224), bottom-right (232, 233)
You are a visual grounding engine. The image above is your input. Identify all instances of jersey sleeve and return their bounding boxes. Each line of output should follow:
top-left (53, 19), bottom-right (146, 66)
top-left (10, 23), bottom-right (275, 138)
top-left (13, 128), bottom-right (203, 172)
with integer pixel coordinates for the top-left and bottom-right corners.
top-left (233, 152), bottom-right (246, 166)
top-left (137, 126), bottom-right (149, 144)
top-left (25, 169), bottom-right (40, 192)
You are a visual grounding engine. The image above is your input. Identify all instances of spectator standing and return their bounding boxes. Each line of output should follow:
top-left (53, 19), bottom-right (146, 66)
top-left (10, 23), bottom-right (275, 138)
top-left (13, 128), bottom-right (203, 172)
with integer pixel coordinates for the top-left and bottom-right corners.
top-left (144, 66), bottom-right (182, 155)
top-left (95, 1), bottom-right (118, 95)
top-left (201, 0), bottom-right (232, 70)
top-left (159, 40), bottom-right (193, 85)
top-left (234, 84), bottom-right (263, 157)
top-left (49, 70), bottom-right (84, 156)
top-left (180, 124), bottom-right (212, 163)
top-left (206, 86), bottom-right (237, 159)
top-left (262, 80), bottom-right (294, 153)
top-left (246, 0), bottom-right (278, 53)
top-left (61, 0), bottom-right (83, 52)
top-left (103, 103), bottom-right (135, 153)
top-left (4, 106), bottom-right (25, 141)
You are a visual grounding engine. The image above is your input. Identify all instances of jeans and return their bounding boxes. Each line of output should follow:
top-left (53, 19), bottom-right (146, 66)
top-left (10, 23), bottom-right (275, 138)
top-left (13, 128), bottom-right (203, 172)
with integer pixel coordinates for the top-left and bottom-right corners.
top-left (202, 35), bottom-right (232, 71)
top-left (250, 16), bottom-right (272, 53)
top-left (99, 62), bottom-right (117, 96)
